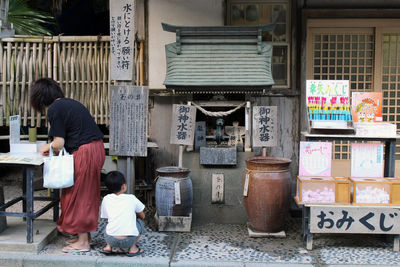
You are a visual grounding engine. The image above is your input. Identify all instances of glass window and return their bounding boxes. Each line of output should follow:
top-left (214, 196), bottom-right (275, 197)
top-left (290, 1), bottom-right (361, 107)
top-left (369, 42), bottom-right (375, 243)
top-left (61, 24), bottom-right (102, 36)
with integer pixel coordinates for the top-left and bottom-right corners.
top-left (227, 0), bottom-right (290, 88)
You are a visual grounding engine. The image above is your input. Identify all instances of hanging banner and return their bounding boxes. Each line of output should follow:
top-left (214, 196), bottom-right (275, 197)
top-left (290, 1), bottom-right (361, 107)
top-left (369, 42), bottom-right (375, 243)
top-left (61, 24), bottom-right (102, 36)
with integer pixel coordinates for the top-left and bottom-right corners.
top-left (306, 80), bottom-right (351, 121)
top-left (110, 0), bottom-right (135, 81)
top-left (252, 106), bottom-right (277, 147)
top-left (170, 105), bottom-right (196, 146)
top-left (109, 85), bottom-right (148, 156)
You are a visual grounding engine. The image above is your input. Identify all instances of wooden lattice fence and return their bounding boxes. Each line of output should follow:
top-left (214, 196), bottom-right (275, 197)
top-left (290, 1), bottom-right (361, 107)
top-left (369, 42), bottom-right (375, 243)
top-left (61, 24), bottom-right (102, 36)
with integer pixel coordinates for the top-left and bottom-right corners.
top-left (0, 35), bottom-right (113, 128)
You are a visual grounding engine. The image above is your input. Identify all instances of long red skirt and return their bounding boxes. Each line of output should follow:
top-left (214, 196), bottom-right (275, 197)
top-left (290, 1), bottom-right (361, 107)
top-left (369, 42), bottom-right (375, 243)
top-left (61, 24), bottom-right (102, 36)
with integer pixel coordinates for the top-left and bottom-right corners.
top-left (56, 139), bottom-right (105, 235)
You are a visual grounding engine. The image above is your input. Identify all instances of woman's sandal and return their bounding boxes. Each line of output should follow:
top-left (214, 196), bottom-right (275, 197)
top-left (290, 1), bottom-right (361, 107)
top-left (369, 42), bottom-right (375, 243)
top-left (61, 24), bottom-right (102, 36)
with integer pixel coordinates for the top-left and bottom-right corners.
top-left (126, 247), bottom-right (144, 257)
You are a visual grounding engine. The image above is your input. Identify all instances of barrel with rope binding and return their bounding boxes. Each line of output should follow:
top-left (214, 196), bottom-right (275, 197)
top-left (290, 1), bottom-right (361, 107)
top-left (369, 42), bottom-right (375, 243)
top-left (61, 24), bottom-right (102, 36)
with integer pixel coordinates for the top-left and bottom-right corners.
top-left (155, 166), bottom-right (193, 217)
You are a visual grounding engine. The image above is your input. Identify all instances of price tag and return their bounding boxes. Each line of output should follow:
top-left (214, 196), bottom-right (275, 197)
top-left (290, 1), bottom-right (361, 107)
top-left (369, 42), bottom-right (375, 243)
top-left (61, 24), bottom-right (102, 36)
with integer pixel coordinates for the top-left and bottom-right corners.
top-left (243, 173), bottom-right (250, 196)
top-left (174, 181), bottom-right (181, 204)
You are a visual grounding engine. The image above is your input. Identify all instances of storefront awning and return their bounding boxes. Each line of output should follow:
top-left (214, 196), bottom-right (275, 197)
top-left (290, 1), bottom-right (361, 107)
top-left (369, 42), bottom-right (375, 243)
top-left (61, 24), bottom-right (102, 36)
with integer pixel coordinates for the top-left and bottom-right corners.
top-left (163, 23), bottom-right (275, 93)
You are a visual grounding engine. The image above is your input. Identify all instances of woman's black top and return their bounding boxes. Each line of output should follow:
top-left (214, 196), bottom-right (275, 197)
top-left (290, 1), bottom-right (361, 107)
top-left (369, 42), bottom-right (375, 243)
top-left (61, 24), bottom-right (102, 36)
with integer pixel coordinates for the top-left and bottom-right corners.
top-left (48, 98), bottom-right (103, 153)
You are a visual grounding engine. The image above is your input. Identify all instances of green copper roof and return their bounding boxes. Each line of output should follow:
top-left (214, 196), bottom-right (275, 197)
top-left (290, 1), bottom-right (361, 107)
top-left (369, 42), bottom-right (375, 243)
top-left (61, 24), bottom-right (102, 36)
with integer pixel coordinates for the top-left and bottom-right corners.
top-left (162, 23), bottom-right (275, 92)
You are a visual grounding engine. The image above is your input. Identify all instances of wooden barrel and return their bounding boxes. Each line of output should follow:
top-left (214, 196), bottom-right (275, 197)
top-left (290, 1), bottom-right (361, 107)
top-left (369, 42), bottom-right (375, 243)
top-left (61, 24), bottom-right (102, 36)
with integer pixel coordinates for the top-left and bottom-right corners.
top-left (155, 166), bottom-right (193, 217)
top-left (243, 156), bottom-right (291, 232)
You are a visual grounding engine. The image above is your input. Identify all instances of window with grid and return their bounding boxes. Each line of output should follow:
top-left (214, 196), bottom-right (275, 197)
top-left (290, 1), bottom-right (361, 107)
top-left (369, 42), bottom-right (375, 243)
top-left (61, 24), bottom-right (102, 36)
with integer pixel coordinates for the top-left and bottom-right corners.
top-left (226, 0), bottom-right (290, 88)
top-left (307, 20), bottom-right (400, 160)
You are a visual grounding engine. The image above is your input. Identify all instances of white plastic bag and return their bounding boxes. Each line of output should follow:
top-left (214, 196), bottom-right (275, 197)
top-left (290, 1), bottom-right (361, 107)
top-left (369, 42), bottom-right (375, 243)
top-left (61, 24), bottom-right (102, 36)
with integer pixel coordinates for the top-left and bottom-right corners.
top-left (43, 145), bottom-right (74, 189)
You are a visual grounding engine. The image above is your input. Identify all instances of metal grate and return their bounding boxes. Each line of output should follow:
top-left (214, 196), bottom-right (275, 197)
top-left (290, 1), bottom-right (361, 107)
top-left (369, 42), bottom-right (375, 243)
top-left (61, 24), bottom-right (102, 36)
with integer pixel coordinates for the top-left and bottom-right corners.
top-left (310, 32), bottom-right (375, 159)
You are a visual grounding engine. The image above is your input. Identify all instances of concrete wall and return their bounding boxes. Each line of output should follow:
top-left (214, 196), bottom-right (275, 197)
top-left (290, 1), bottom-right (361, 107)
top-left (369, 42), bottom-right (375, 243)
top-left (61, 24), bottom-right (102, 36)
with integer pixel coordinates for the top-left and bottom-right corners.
top-left (148, 0), bottom-right (225, 89)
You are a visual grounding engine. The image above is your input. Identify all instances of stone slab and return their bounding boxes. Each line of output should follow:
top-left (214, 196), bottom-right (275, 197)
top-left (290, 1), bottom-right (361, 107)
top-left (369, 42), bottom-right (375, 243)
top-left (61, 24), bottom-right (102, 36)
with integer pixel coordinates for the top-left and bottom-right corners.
top-left (200, 147), bottom-right (236, 165)
top-left (247, 225), bottom-right (286, 238)
top-left (0, 218), bottom-right (57, 253)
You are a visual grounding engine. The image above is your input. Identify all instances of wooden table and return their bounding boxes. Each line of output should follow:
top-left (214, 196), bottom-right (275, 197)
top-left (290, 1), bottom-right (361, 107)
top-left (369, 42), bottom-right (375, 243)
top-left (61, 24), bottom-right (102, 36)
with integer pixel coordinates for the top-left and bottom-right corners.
top-left (297, 200), bottom-right (400, 251)
top-left (301, 132), bottom-right (400, 177)
top-left (0, 153), bottom-right (59, 243)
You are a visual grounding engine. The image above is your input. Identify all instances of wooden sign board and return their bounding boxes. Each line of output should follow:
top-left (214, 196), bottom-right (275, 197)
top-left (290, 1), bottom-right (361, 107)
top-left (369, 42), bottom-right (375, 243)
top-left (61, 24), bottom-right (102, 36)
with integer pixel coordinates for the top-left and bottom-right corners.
top-left (9, 115), bottom-right (20, 144)
top-left (194, 121), bottom-right (206, 150)
top-left (170, 105), bottom-right (196, 146)
top-left (110, 0), bottom-right (135, 81)
top-left (306, 80), bottom-right (351, 122)
top-left (310, 206), bottom-right (400, 234)
top-left (252, 106), bottom-right (277, 147)
top-left (109, 85), bottom-right (148, 156)
top-left (299, 141), bottom-right (332, 177)
top-left (211, 173), bottom-right (224, 204)
top-left (351, 143), bottom-right (384, 177)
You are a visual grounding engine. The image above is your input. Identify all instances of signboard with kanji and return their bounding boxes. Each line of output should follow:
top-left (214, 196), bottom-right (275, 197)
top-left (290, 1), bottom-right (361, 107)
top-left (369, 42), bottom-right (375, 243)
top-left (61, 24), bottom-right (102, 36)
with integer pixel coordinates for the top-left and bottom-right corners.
top-left (170, 104), bottom-right (196, 146)
top-left (109, 85), bottom-right (148, 156)
top-left (306, 80), bottom-right (351, 121)
top-left (110, 0), bottom-right (135, 81)
top-left (252, 106), bottom-right (277, 147)
top-left (310, 206), bottom-right (400, 234)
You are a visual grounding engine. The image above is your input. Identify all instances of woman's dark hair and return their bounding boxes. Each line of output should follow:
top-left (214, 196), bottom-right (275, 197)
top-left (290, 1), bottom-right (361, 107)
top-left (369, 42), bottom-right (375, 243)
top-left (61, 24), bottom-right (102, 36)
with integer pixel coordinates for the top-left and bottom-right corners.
top-left (30, 78), bottom-right (64, 112)
top-left (105, 171), bottom-right (126, 193)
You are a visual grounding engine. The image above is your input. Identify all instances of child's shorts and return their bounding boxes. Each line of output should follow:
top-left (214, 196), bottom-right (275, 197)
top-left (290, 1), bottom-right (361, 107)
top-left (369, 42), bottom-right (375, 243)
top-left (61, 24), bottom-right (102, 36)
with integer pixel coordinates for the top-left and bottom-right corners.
top-left (104, 218), bottom-right (145, 249)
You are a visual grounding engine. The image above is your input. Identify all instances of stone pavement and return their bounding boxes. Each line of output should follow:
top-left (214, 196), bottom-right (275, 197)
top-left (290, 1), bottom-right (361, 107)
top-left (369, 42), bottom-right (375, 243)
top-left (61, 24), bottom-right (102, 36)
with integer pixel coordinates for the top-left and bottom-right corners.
top-left (0, 216), bottom-right (397, 267)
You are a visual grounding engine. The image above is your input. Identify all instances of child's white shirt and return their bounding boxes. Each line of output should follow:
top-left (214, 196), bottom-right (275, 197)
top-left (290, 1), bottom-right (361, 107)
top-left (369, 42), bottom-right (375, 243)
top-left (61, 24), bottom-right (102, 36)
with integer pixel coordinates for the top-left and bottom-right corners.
top-left (100, 193), bottom-right (145, 236)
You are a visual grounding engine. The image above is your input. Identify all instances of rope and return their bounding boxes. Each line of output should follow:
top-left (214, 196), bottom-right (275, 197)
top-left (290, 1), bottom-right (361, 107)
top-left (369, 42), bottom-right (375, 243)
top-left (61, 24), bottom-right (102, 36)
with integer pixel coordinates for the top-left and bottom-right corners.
top-left (191, 102), bottom-right (246, 117)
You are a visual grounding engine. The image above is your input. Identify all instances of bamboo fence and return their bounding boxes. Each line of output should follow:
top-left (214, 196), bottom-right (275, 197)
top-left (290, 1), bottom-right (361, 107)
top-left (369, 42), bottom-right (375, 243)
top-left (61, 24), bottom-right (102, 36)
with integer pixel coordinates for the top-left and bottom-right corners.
top-left (0, 35), bottom-right (143, 128)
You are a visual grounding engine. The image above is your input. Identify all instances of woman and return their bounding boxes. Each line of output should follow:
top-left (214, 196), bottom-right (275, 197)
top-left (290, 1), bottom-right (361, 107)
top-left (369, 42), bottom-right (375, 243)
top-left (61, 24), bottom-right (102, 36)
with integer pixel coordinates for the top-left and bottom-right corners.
top-left (30, 78), bottom-right (105, 253)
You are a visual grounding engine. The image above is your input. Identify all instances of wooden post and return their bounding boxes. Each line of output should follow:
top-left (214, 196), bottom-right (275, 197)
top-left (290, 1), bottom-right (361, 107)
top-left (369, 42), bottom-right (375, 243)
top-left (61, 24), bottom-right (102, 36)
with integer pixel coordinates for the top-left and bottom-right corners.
top-left (178, 145), bottom-right (184, 167)
top-left (262, 147), bottom-right (267, 156)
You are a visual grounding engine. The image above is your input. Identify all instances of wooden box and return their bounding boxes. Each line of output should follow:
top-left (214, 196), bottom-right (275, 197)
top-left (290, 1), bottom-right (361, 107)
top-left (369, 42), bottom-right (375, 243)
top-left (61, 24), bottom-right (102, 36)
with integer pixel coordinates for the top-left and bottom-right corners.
top-left (296, 176), bottom-right (336, 204)
top-left (385, 178), bottom-right (400, 204)
top-left (333, 177), bottom-right (351, 204)
top-left (350, 177), bottom-right (390, 204)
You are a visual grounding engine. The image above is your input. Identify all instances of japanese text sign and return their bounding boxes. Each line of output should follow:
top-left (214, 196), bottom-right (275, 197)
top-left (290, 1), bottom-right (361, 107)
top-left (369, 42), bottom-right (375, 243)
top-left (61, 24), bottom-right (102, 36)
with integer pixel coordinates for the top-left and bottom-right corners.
top-left (110, 0), bottom-right (135, 80)
top-left (170, 105), bottom-right (196, 146)
top-left (109, 85), bottom-right (148, 156)
top-left (252, 106), bottom-right (277, 147)
top-left (299, 141), bottom-right (332, 176)
top-left (306, 80), bottom-right (351, 121)
top-left (351, 143), bottom-right (383, 177)
top-left (310, 206), bottom-right (400, 234)
top-left (9, 115), bottom-right (20, 144)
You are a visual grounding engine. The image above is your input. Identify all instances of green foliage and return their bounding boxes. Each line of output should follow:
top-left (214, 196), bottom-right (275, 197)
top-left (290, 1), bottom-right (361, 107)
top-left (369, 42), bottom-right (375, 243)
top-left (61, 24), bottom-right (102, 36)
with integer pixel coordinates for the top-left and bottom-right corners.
top-left (8, 0), bottom-right (56, 36)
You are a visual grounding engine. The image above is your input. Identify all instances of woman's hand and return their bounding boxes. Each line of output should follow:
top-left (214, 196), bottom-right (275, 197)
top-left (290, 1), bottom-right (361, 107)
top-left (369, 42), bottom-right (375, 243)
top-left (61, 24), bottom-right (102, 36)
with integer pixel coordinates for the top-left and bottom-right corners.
top-left (39, 136), bottom-right (65, 156)
top-left (39, 143), bottom-right (50, 156)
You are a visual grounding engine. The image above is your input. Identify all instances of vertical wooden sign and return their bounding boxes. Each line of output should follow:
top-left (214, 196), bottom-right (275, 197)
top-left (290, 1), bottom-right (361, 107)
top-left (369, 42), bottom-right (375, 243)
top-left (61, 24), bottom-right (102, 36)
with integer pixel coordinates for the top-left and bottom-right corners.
top-left (170, 104), bottom-right (196, 146)
top-left (9, 115), bottom-right (20, 144)
top-left (110, 0), bottom-right (135, 80)
top-left (211, 173), bottom-right (224, 204)
top-left (252, 106), bottom-right (277, 147)
top-left (109, 85), bottom-right (148, 156)
top-left (194, 121), bottom-right (206, 150)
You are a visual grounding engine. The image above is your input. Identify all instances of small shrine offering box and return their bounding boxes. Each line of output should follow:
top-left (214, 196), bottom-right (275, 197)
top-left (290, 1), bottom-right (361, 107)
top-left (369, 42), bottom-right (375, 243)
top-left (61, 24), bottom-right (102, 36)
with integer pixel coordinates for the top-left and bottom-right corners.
top-left (296, 176), bottom-right (336, 204)
top-left (386, 178), bottom-right (400, 204)
top-left (297, 176), bottom-right (351, 204)
top-left (333, 177), bottom-right (351, 204)
top-left (350, 177), bottom-right (390, 205)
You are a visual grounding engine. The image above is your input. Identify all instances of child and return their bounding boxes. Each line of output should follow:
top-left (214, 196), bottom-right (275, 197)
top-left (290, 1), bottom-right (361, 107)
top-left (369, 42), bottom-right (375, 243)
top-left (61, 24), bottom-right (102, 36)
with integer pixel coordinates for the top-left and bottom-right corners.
top-left (100, 171), bottom-right (145, 256)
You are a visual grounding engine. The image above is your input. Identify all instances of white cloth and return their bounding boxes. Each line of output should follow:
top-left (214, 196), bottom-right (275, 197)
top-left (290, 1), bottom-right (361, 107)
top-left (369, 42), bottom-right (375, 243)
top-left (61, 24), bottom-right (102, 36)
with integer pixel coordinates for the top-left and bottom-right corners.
top-left (100, 193), bottom-right (145, 236)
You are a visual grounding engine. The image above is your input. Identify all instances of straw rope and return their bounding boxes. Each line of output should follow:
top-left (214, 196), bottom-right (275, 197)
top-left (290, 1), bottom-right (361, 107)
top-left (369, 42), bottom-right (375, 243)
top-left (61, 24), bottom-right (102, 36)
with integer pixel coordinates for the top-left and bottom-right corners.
top-left (191, 101), bottom-right (246, 117)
